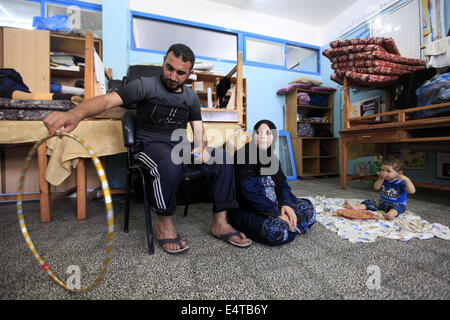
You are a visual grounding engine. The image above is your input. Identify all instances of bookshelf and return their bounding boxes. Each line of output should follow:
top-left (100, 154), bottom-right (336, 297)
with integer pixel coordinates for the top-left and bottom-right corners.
top-left (285, 88), bottom-right (339, 177)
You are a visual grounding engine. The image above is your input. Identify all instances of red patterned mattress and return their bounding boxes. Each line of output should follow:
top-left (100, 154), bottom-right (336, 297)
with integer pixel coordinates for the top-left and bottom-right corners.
top-left (323, 37), bottom-right (426, 88)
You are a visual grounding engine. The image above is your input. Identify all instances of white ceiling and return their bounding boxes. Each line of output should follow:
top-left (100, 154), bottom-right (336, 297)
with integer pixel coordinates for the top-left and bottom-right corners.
top-left (208, 0), bottom-right (357, 26)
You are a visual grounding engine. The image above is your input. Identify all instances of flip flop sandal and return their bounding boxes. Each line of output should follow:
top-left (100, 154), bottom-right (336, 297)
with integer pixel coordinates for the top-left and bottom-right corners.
top-left (214, 231), bottom-right (252, 248)
top-left (158, 235), bottom-right (189, 255)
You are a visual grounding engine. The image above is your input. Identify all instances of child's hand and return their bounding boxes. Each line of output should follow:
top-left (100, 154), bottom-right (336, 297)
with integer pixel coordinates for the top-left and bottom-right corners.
top-left (377, 171), bottom-right (386, 180)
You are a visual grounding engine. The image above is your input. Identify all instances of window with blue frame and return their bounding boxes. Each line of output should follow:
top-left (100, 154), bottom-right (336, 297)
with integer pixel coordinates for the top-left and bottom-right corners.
top-left (132, 15), bottom-right (238, 62)
top-left (286, 44), bottom-right (320, 74)
top-left (132, 12), bottom-right (321, 75)
top-left (245, 37), bottom-right (284, 66)
top-left (244, 34), bottom-right (320, 75)
top-left (0, 0), bottom-right (101, 38)
top-left (0, 0), bottom-right (40, 29)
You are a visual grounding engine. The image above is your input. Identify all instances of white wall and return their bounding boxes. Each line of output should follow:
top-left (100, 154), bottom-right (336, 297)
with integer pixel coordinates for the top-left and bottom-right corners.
top-left (322, 0), bottom-right (402, 45)
top-left (129, 0), bottom-right (323, 46)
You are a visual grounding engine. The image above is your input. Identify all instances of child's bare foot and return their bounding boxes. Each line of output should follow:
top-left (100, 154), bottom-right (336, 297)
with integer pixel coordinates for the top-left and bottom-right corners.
top-left (344, 201), bottom-right (357, 209)
top-left (344, 201), bottom-right (366, 210)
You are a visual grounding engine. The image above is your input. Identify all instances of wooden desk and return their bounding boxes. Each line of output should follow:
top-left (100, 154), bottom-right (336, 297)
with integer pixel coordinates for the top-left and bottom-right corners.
top-left (340, 103), bottom-right (450, 191)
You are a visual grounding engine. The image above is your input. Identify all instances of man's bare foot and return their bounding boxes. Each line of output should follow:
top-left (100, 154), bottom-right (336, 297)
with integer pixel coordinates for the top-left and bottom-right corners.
top-left (211, 211), bottom-right (250, 246)
top-left (156, 215), bottom-right (187, 252)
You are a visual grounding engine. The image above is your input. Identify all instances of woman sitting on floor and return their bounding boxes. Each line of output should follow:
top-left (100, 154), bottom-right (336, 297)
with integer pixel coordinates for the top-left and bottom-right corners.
top-left (228, 119), bottom-right (316, 246)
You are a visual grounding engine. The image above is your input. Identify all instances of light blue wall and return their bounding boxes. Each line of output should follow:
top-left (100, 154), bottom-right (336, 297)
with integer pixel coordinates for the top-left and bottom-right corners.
top-left (102, 0), bottom-right (129, 80)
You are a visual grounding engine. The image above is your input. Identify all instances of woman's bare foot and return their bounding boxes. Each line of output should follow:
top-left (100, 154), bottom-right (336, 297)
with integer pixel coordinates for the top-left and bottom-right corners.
top-left (211, 211), bottom-right (250, 246)
top-left (156, 215), bottom-right (187, 252)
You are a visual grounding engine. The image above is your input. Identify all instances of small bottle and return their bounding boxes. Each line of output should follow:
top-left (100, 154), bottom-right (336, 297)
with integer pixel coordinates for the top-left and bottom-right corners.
top-left (207, 87), bottom-right (213, 108)
top-left (360, 161), bottom-right (366, 176)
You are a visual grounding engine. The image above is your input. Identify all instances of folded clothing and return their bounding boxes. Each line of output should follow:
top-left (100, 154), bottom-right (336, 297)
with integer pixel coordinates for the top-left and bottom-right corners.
top-left (277, 82), bottom-right (313, 95)
top-left (309, 94), bottom-right (327, 107)
top-left (424, 37), bottom-right (450, 68)
top-left (309, 86), bottom-right (336, 93)
top-left (297, 123), bottom-right (314, 137)
top-left (297, 92), bottom-right (310, 104)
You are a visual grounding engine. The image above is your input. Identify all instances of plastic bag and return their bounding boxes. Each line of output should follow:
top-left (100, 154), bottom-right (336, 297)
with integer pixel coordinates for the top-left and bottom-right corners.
top-left (416, 72), bottom-right (450, 107)
top-left (32, 15), bottom-right (70, 32)
top-left (416, 72), bottom-right (450, 118)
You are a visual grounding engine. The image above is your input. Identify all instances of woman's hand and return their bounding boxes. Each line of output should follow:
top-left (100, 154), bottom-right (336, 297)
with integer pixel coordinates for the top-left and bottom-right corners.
top-left (280, 205), bottom-right (297, 232)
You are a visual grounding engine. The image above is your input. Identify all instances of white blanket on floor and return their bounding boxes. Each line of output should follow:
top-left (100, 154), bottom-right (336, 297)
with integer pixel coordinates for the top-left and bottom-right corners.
top-left (307, 196), bottom-right (450, 243)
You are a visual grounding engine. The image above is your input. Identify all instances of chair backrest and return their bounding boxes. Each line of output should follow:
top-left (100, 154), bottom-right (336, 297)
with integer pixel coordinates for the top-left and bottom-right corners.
top-left (122, 109), bottom-right (137, 147)
top-left (125, 65), bottom-right (163, 84)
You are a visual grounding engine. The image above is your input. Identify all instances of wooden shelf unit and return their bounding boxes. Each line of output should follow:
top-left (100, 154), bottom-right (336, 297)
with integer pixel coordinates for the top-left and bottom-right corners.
top-left (340, 76), bottom-right (450, 191)
top-left (186, 52), bottom-right (247, 129)
top-left (0, 27), bottom-right (102, 94)
top-left (285, 88), bottom-right (339, 178)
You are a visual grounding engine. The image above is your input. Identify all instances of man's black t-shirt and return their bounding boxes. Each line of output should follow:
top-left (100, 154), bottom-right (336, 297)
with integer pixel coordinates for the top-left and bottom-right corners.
top-left (117, 75), bottom-right (201, 144)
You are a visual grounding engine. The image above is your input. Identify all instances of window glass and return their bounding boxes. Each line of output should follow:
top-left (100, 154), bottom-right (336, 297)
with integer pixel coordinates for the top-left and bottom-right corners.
top-left (132, 17), bottom-right (237, 61)
top-left (0, 0), bottom-right (40, 29)
top-left (46, 3), bottom-right (102, 38)
top-left (245, 37), bottom-right (284, 66)
top-left (286, 44), bottom-right (319, 73)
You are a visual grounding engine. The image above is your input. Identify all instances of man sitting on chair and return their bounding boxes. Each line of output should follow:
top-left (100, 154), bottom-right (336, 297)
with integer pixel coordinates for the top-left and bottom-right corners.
top-left (43, 43), bottom-right (252, 254)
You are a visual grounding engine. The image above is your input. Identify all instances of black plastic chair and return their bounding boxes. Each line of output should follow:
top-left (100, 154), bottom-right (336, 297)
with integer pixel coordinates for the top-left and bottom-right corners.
top-left (121, 109), bottom-right (209, 254)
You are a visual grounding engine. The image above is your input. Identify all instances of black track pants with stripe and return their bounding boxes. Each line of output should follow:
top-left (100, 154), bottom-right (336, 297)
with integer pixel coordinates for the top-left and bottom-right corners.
top-left (135, 141), bottom-right (238, 216)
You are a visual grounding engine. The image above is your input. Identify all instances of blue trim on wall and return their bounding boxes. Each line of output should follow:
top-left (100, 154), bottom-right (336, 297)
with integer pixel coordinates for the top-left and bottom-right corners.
top-left (42, 0), bottom-right (101, 11)
top-left (130, 10), bottom-right (321, 76)
top-left (40, 0), bottom-right (45, 17)
top-left (27, 0), bottom-right (102, 17)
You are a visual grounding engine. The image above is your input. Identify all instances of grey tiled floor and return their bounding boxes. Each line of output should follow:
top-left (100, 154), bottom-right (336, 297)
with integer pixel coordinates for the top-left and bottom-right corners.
top-left (1, 177), bottom-right (449, 300)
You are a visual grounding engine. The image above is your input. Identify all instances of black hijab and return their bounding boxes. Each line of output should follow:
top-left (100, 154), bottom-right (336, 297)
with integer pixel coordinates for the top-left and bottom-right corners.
top-left (234, 119), bottom-right (286, 187)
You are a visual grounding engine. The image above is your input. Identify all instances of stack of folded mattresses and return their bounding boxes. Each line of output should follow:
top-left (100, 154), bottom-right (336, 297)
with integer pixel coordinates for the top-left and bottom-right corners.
top-left (323, 37), bottom-right (426, 88)
top-left (0, 98), bottom-right (74, 120)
